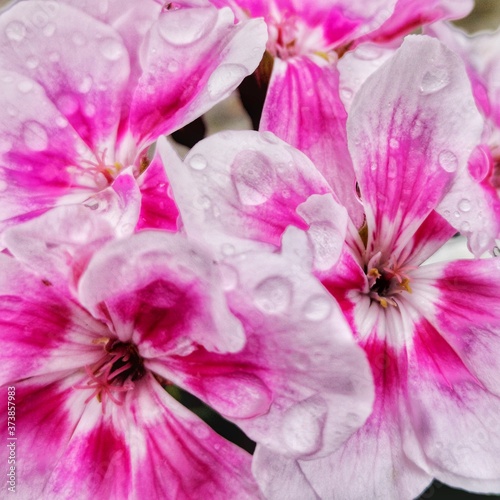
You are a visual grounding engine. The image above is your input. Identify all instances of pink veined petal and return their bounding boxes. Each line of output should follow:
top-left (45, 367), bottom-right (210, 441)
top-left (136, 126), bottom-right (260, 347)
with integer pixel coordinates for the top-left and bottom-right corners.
top-left (0, 374), bottom-right (93, 498)
top-left (78, 231), bottom-right (246, 354)
top-left (39, 375), bottom-right (260, 499)
top-left (136, 148), bottom-right (180, 231)
top-left (152, 244), bottom-right (374, 460)
top-left (0, 69), bottom-right (99, 230)
top-left (261, 57), bottom-right (364, 227)
top-left (0, 1), bottom-right (130, 152)
top-left (127, 378), bottom-right (260, 500)
top-left (403, 314), bottom-right (500, 493)
top-left (129, 4), bottom-right (267, 147)
top-left (0, 254), bottom-right (110, 385)
top-left (348, 35), bottom-right (483, 260)
top-left (361, 0), bottom-right (473, 44)
top-left (3, 169), bottom-right (141, 289)
top-left (337, 42), bottom-right (396, 113)
top-left (397, 210), bottom-right (457, 267)
top-left (254, 336), bottom-right (433, 500)
top-left (160, 132), bottom-right (332, 257)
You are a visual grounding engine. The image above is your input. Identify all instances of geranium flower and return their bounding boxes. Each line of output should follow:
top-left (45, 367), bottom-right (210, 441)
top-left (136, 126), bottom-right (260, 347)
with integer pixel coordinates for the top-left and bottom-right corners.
top-left (253, 37), bottom-right (500, 499)
top-left (0, 193), bottom-right (374, 497)
top-left (210, 0), bottom-right (472, 227)
top-left (0, 0), bottom-right (266, 232)
top-left (163, 35), bottom-right (500, 498)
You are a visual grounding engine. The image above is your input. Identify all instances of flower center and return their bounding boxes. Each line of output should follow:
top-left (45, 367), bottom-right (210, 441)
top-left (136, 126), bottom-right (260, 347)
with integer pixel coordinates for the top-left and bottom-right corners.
top-left (365, 253), bottom-right (414, 308)
top-left (76, 338), bottom-right (146, 410)
top-left (266, 13), bottom-right (328, 61)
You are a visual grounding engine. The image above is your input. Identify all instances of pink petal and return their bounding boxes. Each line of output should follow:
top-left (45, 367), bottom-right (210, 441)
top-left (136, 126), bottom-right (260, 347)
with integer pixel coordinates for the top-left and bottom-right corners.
top-left (157, 243), bottom-right (374, 460)
top-left (41, 376), bottom-right (259, 499)
top-left (363, 0), bottom-right (473, 43)
top-left (348, 35), bottom-right (483, 259)
top-left (3, 170), bottom-right (141, 289)
top-left (0, 374), bottom-right (91, 498)
top-left (136, 149), bottom-right (180, 231)
top-left (254, 338), bottom-right (433, 500)
top-left (0, 1), bottom-right (130, 151)
top-left (78, 231), bottom-right (246, 354)
top-left (129, 5), bottom-right (267, 146)
top-left (160, 132), bottom-right (332, 257)
top-left (261, 58), bottom-right (364, 227)
top-left (0, 69), bottom-right (98, 230)
top-left (0, 255), bottom-right (107, 385)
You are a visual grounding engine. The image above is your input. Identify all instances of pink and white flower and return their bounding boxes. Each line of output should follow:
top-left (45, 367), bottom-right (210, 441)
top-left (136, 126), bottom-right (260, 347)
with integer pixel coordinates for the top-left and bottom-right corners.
top-left (0, 0), bottom-right (266, 232)
top-left (210, 0), bottom-right (472, 227)
top-left (253, 36), bottom-right (500, 499)
top-left (0, 187), bottom-right (374, 496)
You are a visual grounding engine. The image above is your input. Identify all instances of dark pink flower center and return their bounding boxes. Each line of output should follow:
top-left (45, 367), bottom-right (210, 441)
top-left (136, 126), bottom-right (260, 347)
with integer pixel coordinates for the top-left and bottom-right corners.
top-left (365, 255), bottom-right (414, 308)
top-left (77, 338), bottom-right (146, 410)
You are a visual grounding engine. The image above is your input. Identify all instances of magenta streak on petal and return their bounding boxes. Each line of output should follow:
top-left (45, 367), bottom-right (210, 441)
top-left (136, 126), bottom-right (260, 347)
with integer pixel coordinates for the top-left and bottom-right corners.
top-left (136, 154), bottom-right (179, 231)
top-left (412, 318), bottom-right (481, 390)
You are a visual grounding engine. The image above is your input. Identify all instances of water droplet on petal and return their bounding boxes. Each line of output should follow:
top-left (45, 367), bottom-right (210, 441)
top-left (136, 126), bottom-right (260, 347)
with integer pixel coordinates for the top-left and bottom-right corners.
top-left (389, 138), bottom-right (399, 149)
top-left (78, 76), bottom-right (93, 94)
top-left (55, 116), bottom-right (68, 128)
top-left (72, 32), bottom-right (86, 46)
top-left (282, 397), bottom-right (327, 456)
top-left (188, 154), bottom-right (207, 170)
top-left (458, 198), bottom-right (471, 212)
top-left (221, 243), bottom-right (235, 256)
top-left (25, 56), bottom-right (39, 69)
top-left (438, 150), bottom-right (458, 172)
top-left (340, 87), bottom-right (353, 100)
top-left (203, 373), bottom-right (272, 419)
top-left (57, 94), bottom-right (79, 115)
top-left (207, 64), bottom-right (248, 100)
top-left (17, 80), bottom-right (34, 93)
top-left (218, 263), bottom-right (239, 291)
top-left (420, 67), bottom-right (450, 95)
top-left (260, 131), bottom-right (279, 144)
top-left (231, 150), bottom-right (276, 206)
top-left (22, 121), bottom-right (48, 151)
top-left (460, 221), bottom-right (471, 232)
top-left (43, 23), bottom-right (56, 37)
top-left (303, 294), bottom-right (333, 321)
top-left (99, 38), bottom-right (125, 61)
top-left (6, 21), bottom-right (26, 42)
top-left (158, 8), bottom-right (216, 46)
top-left (85, 103), bottom-right (96, 117)
top-left (167, 60), bottom-right (179, 72)
top-left (253, 276), bottom-right (293, 314)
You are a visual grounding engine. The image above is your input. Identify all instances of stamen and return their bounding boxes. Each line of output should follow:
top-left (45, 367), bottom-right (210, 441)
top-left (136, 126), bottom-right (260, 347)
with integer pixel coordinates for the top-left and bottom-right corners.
top-left (75, 339), bottom-right (146, 411)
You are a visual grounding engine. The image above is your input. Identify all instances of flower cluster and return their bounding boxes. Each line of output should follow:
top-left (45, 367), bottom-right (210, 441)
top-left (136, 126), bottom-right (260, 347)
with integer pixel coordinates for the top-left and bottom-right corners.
top-left (0, 0), bottom-right (499, 499)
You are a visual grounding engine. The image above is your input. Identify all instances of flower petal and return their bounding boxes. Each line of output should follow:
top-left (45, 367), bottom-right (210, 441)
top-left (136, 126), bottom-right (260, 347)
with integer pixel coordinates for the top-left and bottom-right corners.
top-left (136, 149), bottom-right (180, 231)
top-left (129, 4), bottom-right (267, 146)
top-left (0, 1), bottom-right (130, 151)
top-left (261, 57), bottom-right (364, 227)
top-left (363, 0), bottom-right (473, 43)
top-left (160, 132), bottom-right (332, 257)
top-left (156, 239), bottom-right (374, 460)
top-left (78, 231), bottom-right (246, 354)
top-left (40, 376), bottom-right (259, 499)
top-left (348, 35), bottom-right (483, 258)
top-left (3, 169), bottom-right (141, 288)
top-left (0, 255), bottom-right (107, 385)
